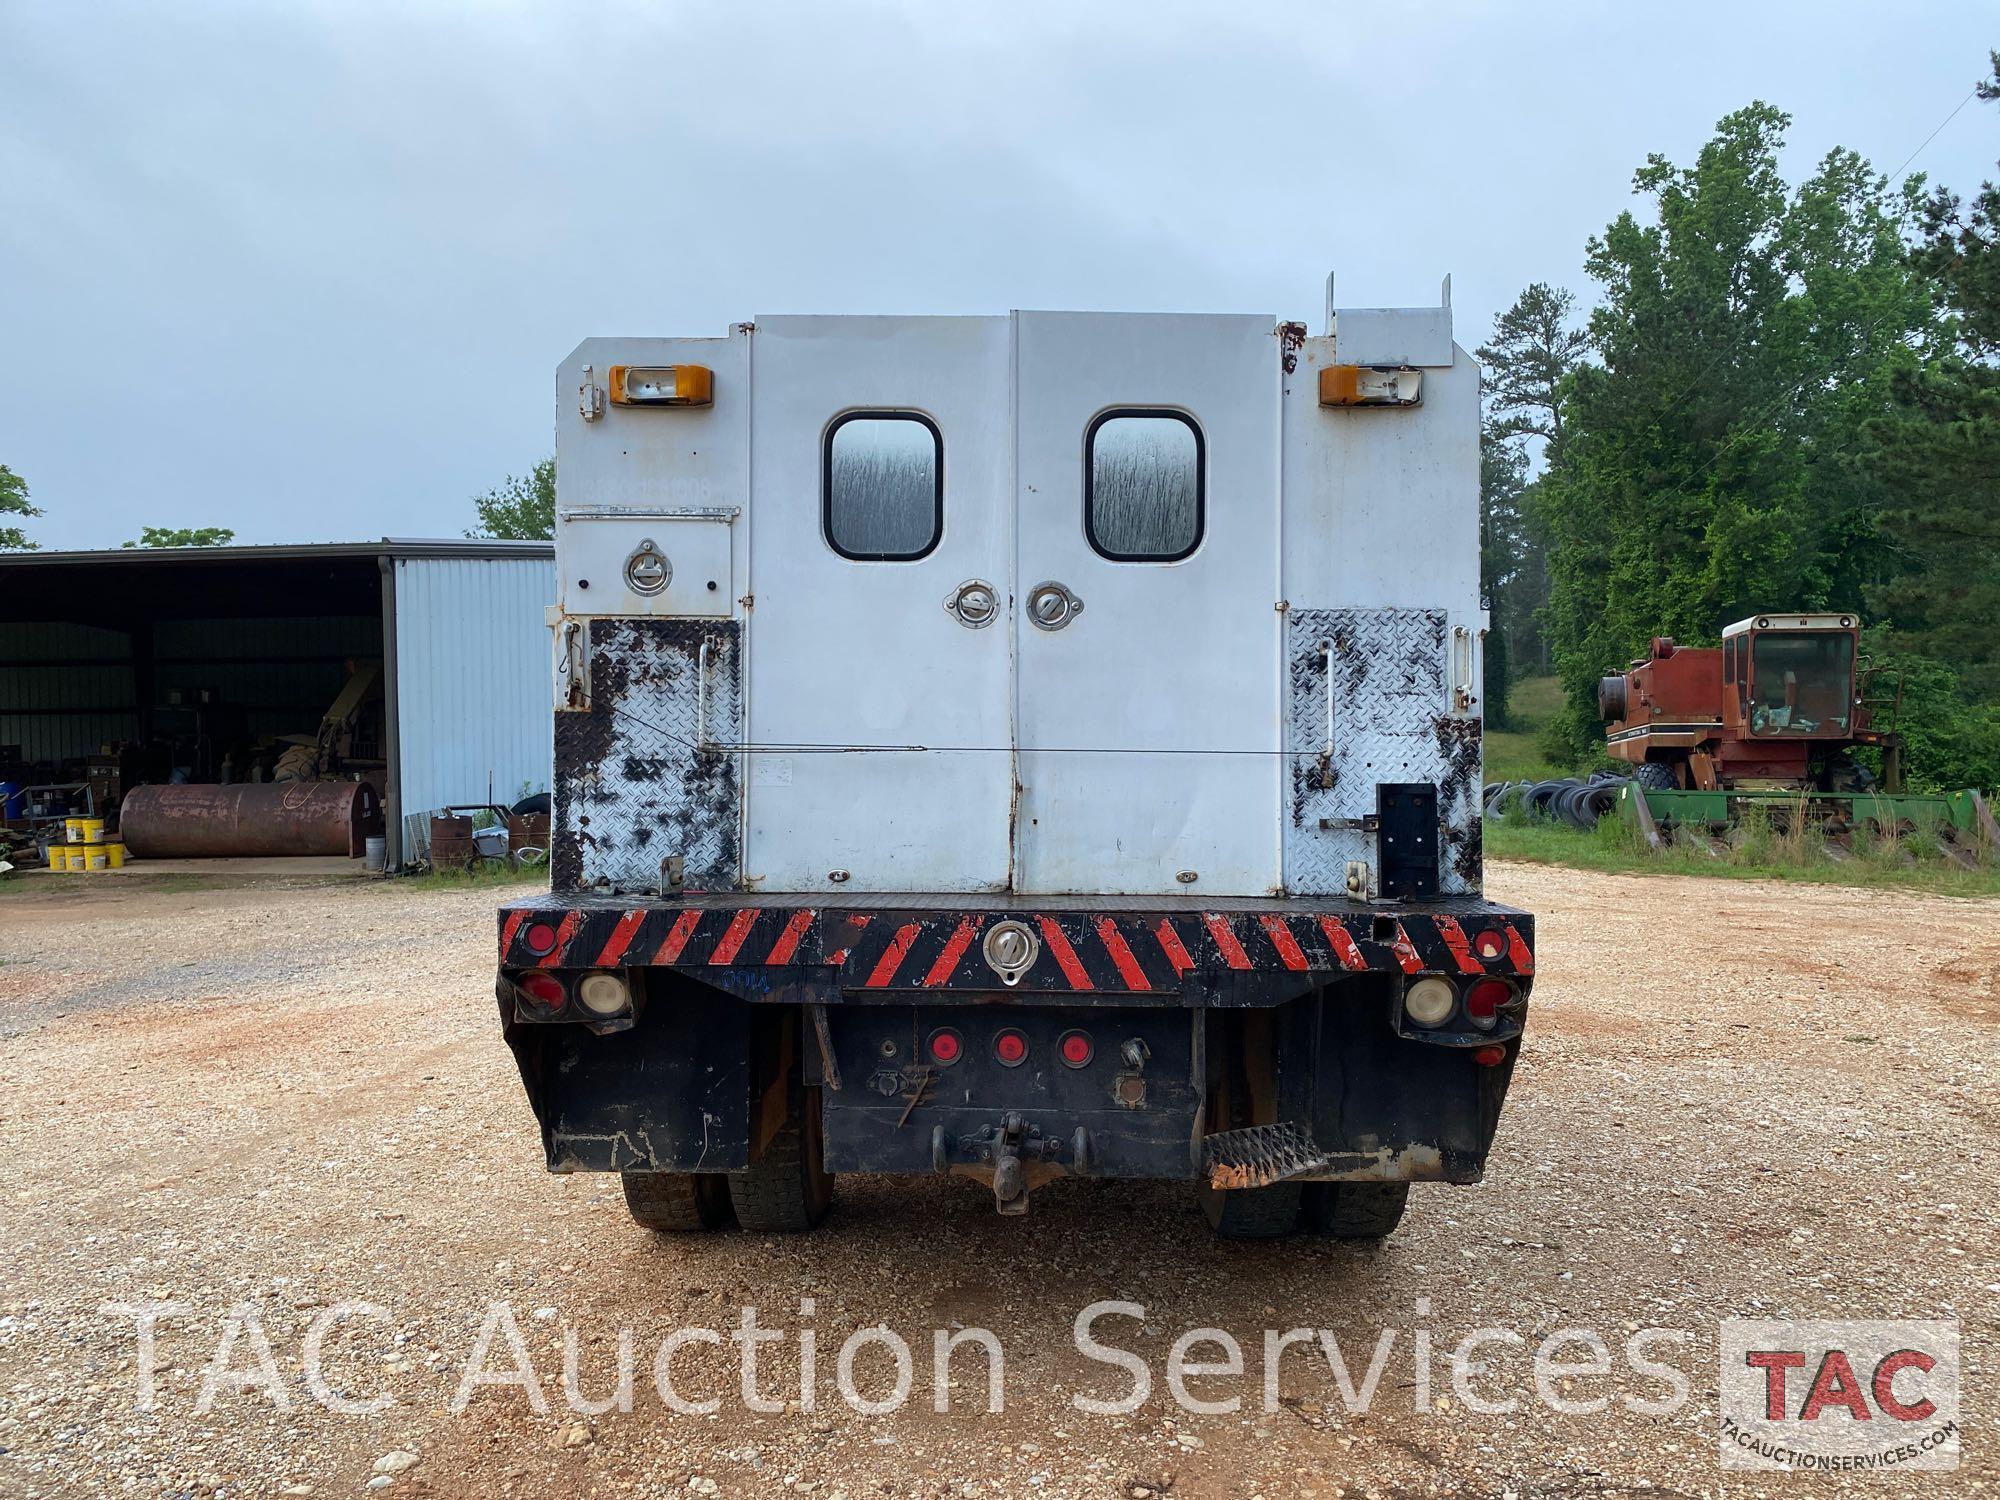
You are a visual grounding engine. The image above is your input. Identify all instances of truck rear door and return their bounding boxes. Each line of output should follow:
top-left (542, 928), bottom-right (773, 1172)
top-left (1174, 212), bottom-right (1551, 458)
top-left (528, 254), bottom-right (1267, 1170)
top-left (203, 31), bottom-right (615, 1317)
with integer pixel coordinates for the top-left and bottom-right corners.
top-left (1012, 313), bottom-right (1282, 896)
top-left (745, 317), bottom-right (1016, 893)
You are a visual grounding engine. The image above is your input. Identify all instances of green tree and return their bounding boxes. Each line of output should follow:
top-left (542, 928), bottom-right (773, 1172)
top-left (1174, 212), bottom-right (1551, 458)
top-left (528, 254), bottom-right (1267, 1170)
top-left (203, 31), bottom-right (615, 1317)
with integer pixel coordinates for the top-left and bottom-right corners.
top-left (1864, 54), bottom-right (2000, 701)
top-left (0, 463), bottom-right (40, 551)
top-left (1536, 102), bottom-right (1931, 760)
top-left (469, 457), bottom-right (556, 540)
top-left (122, 526), bottom-right (235, 548)
top-left (1478, 413), bottom-right (1529, 727)
top-left (1478, 283), bottom-right (1589, 678)
top-left (1477, 282), bottom-right (1590, 463)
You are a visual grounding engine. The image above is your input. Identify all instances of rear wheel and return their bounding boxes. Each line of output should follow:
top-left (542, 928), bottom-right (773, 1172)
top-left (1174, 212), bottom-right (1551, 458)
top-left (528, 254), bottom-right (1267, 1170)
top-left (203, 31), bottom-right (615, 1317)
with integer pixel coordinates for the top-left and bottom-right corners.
top-left (1632, 761), bottom-right (1678, 791)
top-left (1302, 1181), bottom-right (1409, 1239)
top-left (729, 1084), bottom-right (834, 1233)
top-left (1197, 1180), bottom-right (1302, 1239)
top-left (622, 1171), bottom-right (733, 1233)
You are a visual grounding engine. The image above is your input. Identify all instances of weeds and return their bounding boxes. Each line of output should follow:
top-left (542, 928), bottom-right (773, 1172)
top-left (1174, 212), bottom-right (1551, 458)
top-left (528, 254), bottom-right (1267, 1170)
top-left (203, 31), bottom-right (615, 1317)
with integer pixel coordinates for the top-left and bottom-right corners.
top-left (1487, 809), bottom-right (2000, 897)
top-left (399, 861), bottom-right (548, 893)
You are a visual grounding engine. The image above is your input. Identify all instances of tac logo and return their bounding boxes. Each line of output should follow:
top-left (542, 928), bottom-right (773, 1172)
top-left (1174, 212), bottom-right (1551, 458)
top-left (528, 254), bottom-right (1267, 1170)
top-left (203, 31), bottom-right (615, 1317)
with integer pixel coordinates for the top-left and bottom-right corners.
top-left (1719, 1319), bottom-right (1961, 1472)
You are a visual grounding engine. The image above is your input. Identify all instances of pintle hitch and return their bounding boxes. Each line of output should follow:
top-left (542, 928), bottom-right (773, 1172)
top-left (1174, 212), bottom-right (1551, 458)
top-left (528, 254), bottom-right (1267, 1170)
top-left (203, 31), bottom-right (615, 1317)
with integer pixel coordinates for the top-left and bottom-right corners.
top-left (934, 1112), bottom-right (1078, 1216)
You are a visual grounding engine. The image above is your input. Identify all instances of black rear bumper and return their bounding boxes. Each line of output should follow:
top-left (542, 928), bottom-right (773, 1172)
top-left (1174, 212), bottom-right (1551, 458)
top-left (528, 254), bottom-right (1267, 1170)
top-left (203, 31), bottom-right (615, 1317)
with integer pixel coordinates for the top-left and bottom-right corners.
top-left (494, 893), bottom-right (1533, 1189)
top-left (496, 891), bottom-right (1533, 1000)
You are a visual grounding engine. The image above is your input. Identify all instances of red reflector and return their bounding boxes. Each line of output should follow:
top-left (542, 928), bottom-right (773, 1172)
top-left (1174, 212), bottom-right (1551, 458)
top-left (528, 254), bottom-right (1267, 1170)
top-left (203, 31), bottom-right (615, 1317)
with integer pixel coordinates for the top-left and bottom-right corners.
top-left (993, 1029), bottom-right (1028, 1066)
top-left (523, 921), bottom-right (558, 956)
top-left (519, 971), bottom-right (564, 1008)
top-left (1473, 1043), bottom-right (1507, 1067)
top-left (1464, 978), bottom-right (1513, 1021)
top-left (1474, 928), bottom-right (1507, 961)
top-left (929, 1029), bottom-right (962, 1065)
top-left (1058, 1031), bottom-right (1093, 1068)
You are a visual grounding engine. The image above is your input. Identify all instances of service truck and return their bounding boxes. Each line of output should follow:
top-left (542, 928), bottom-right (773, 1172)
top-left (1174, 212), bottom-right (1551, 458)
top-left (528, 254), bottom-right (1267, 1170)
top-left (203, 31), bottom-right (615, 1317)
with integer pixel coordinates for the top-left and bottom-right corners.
top-left (495, 277), bottom-right (1535, 1239)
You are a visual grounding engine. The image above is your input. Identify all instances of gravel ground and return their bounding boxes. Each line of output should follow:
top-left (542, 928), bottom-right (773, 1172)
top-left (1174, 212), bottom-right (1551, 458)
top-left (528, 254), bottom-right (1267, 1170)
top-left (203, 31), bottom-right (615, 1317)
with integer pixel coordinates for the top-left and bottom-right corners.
top-left (0, 864), bottom-right (1993, 1499)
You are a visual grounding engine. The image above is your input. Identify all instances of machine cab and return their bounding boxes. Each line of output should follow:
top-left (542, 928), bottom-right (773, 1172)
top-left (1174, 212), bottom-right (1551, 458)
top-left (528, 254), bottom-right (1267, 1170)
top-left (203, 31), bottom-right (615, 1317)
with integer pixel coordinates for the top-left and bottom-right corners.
top-left (1722, 613), bottom-right (1861, 738)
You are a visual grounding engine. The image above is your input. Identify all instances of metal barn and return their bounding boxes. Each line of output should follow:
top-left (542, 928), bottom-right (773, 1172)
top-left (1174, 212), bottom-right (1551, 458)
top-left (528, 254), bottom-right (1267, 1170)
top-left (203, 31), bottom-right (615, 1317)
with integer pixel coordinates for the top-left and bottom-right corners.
top-left (0, 539), bottom-right (554, 868)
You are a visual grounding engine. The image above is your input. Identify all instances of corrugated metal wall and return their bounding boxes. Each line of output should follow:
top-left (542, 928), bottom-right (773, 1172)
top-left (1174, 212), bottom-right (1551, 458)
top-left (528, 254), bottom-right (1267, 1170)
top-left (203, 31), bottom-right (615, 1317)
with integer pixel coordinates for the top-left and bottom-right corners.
top-left (0, 621), bottom-right (137, 761)
top-left (392, 555), bottom-right (554, 854)
top-left (152, 615), bottom-right (379, 743)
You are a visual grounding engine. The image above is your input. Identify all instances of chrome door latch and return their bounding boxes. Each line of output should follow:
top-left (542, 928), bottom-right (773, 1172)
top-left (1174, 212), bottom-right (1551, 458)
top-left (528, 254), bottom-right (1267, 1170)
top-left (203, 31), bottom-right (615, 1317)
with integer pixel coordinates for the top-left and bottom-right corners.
top-left (944, 578), bottom-right (1000, 629)
top-left (1026, 580), bottom-right (1084, 632)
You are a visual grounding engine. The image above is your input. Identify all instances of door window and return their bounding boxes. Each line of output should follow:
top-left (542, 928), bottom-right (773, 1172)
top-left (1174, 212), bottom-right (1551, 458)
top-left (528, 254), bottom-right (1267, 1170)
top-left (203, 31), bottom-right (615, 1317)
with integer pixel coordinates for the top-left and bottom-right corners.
top-left (1085, 409), bottom-right (1203, 561)
top-left (824, 412), bottom-right (943, 561)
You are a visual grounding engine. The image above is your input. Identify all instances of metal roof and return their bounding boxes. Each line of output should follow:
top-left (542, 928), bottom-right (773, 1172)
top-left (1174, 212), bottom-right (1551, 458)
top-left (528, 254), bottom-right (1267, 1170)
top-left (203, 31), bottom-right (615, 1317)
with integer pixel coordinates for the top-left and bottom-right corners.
top-left (0, 537), bottom-right (553, 569)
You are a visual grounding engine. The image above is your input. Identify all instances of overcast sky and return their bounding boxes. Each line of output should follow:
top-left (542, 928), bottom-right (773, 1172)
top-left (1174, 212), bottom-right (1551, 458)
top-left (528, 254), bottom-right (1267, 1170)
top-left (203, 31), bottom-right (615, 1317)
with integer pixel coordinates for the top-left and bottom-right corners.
top-left (1, 3), bottom-right (1993, 551)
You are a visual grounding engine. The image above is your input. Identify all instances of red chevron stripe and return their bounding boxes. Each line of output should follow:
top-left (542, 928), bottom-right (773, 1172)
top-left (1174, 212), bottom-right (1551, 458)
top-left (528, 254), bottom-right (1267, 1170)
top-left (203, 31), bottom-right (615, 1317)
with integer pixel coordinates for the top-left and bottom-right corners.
top-left (1316, 915), bottom-right (1368, 971)
top-left (544, 911), bottom-right (585, 965)
top-left (1389, 922), bottom-right (1425, 975)
top-left (1095, 918), bottom-right (1152, 991)
top-left (1155, 919), bottom-right (1196, 977)
top-left (765, 909), bottom-right (815, 966)
top-left (499, 909), bottom-right (527, 960)
top-left (921, 917), bottom-right (978, 987)
top-left (1504, 923), bottom-right (1535, 975)
top-left (653, 908), bottom-right (703, 964)
top-left (593, 909), bottom-right (647, 967)
top-left (709, 909), bottom-right (759, 965)
top-left (1037, 916), bottom-right (1094, 990)
top-left (865, 922), bottom-right (922, 987)
top-left (1259, 915), bottom-right (1309, 971)
top-left (1203, 913), bottom-right (1252, 970)
top-left (1431, 916), bottom-right (1484, 975)
top-left (824, 914), bottom-right (871, 965)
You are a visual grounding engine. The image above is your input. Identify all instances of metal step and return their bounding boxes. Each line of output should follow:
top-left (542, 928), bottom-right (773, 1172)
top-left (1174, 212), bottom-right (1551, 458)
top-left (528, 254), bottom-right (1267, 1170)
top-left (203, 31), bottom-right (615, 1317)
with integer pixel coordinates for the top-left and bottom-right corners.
top-left (1202, 1121), bottom-right (1331, 1190)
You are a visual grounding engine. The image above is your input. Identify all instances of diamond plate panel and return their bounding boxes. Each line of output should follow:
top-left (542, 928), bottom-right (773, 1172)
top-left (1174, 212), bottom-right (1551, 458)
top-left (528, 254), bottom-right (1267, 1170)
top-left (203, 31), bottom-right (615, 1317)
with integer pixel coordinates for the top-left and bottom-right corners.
top-left (1285, 609), bottom-right (1482, 896)
top-left (552, 618), bottom-right (742, 895)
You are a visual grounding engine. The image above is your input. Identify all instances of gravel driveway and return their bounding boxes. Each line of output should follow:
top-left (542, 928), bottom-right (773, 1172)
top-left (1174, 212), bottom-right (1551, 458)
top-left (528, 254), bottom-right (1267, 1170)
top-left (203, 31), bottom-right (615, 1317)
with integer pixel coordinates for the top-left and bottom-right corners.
top-left (0, 865), bottom-right (1992, 1498)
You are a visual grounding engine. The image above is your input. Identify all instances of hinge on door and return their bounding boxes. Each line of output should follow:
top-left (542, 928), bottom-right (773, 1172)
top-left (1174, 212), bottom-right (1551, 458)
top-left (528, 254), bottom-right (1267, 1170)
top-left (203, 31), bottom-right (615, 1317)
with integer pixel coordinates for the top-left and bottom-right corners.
top-left (553, 616), bottom-right (590, 712)
top-left (579, 364), bottom-right (605, 423)
top-left (1318, 815), bottom-right (1378, 832)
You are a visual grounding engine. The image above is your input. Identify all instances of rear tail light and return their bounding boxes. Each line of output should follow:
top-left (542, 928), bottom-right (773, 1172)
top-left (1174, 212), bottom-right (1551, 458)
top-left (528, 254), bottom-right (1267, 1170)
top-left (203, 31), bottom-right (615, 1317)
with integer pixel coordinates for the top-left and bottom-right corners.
top-left (518, 970), bottom-right (564, 1010)
top-left (523, 921), bottom-right (559, 956)
top-left (928, 1028), bottom-right (963, 1065)
top-left (1057, 1031), bottom-right (1093, 1068)
top-left (1403, 976), bottom-right (1455, 1028)
top-left (1463, 978), bottom-right (1514, 1030)
top-left (993, 1029), bottom-right (1029, 1067)
top-left (577, 972), bottom-right (631, 1017)
top-left (1473, 1044), bottom-right (1508, 1067)
top-left (1473, 928), bottom-right (1507, 961)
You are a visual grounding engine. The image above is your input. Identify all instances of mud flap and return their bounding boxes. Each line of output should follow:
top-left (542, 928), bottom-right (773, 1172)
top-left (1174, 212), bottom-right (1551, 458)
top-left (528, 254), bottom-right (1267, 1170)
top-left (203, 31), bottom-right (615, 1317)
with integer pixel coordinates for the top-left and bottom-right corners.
top-left (500, 973), bottom-right (753, 1172)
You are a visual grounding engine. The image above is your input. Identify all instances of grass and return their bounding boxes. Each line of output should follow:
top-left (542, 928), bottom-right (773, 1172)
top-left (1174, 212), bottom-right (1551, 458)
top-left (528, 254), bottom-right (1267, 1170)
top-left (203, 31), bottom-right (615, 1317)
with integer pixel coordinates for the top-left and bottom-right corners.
top-left (1485, 674), bottom-right (1576, 783)
top-left (1486, 807), bottom-right (2000, 898)
top-left (1484, 674), bottom-right (2000, 896)
top-left (400, 860), bottom-right (549, 893)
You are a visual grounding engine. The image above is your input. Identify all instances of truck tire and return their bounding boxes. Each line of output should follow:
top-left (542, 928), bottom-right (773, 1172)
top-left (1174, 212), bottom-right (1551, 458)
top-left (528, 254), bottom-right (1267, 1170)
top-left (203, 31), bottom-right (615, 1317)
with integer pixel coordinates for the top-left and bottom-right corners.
top-left (272, 744), bottom-right (321, 782)
top-left (1302, 1181), bottom-right (1409, 1239)
top-left (728, 1086), bottom-right (833, 1233)
top-left (622, 1171), bottom-right (732, 1233)
top-left (1632, 762), bottom-right (1678, 791)
top-left (1197, 1180), bottom-right (1302, 1239)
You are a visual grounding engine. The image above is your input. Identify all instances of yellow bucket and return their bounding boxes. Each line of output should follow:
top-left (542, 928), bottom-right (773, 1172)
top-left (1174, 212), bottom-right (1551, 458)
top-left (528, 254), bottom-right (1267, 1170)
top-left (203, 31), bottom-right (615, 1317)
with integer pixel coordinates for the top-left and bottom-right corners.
top-left (98, 842), bottom-right (127, 869)
top-left (48, 846), bottom-right (73, 871)
top-left (83, 846), bottom-right (111, 871)
top-left (66, 817), bottom-right (107, 845)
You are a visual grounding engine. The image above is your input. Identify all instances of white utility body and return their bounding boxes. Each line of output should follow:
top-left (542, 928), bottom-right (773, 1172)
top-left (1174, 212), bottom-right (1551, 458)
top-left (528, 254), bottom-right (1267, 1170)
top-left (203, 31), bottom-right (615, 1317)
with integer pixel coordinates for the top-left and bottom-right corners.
top-left (550, 277), bottom-right (1484, 902)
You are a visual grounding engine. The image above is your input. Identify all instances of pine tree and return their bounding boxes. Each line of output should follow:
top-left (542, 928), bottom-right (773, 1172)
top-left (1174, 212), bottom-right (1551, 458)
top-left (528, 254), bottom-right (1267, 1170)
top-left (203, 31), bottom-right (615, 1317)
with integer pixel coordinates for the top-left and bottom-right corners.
top-left (1865, 54), bottom-right (2000, 699)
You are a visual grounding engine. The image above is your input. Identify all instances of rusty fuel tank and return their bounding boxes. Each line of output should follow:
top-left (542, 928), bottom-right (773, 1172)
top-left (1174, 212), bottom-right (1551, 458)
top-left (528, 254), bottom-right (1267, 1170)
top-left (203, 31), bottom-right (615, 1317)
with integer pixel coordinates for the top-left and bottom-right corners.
top-left (120, 781), bottom-right (383, 859)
